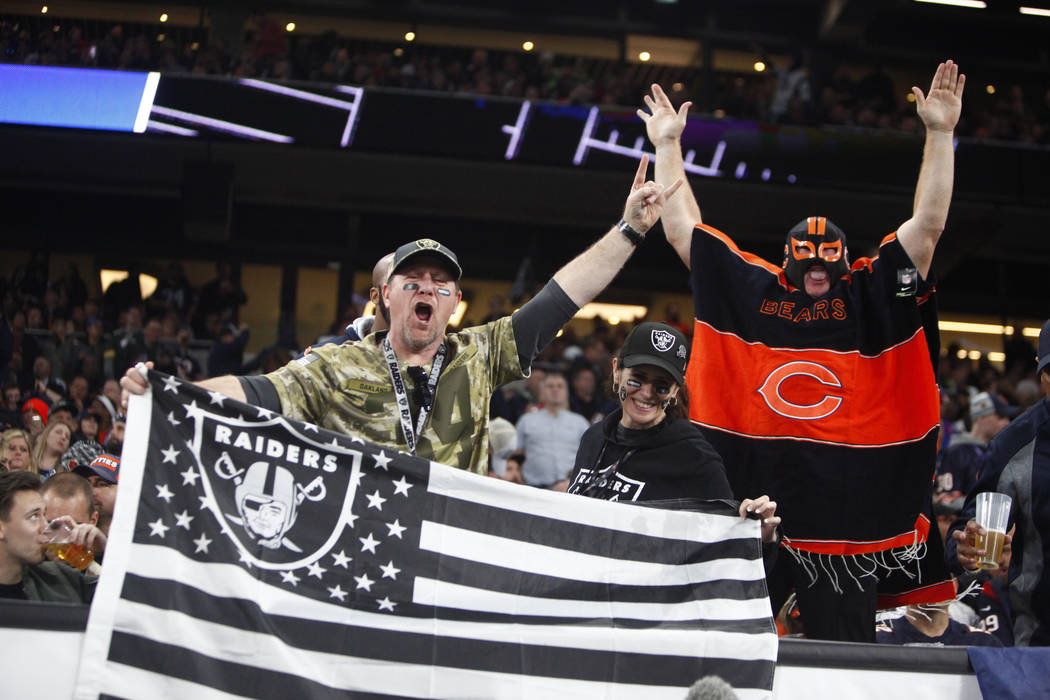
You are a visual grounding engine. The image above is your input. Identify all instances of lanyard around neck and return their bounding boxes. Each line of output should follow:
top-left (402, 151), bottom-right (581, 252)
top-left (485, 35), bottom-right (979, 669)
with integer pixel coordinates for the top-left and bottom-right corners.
top-left (382, 337), bottom-right (446, 455)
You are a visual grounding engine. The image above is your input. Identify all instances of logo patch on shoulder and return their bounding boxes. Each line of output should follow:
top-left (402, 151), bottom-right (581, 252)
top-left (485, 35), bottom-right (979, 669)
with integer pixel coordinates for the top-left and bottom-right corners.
top-left (296, 354), bottom-right (319, 367)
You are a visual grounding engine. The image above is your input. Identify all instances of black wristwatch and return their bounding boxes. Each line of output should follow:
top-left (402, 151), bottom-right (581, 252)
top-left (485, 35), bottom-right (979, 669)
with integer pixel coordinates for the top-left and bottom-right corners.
top-left (616, 219), bottom-right (645, 246)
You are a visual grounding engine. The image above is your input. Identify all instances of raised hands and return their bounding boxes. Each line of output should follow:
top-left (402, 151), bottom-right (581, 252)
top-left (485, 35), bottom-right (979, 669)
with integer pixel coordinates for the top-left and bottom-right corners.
top-left (913, 60), bottom-right (965, 134)
top-left (637, 84), bottom-right (691, 146)
top-left (622, 155), bottom-right (683, 236)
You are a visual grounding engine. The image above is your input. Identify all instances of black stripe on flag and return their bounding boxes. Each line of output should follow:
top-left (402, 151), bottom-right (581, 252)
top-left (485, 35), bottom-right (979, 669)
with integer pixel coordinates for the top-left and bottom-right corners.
top-left (425, 493), bottom-right (760, 566)
top-left (114, 578), bottom-right (774, 690)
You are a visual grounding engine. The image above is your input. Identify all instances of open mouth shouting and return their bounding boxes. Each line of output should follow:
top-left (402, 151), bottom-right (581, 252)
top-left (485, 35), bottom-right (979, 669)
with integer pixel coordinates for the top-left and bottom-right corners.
top-left (414, 302), bottom-right (433, 325)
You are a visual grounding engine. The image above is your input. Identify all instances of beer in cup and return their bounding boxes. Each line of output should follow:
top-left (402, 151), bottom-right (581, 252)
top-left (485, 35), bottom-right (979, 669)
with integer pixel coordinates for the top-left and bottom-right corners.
top-left (44, 519), bottom-right (95, 571)
top-left (974, 491), bottom-right (1012, 571)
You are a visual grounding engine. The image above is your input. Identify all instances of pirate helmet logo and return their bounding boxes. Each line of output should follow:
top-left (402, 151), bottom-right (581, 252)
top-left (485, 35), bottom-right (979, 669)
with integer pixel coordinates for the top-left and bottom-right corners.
top-left (215, 453), bottom-right (326, 552)
top-left (651, 329), bottom-right (676, 352)
top-left (416, 239), bottom-right (441, 250)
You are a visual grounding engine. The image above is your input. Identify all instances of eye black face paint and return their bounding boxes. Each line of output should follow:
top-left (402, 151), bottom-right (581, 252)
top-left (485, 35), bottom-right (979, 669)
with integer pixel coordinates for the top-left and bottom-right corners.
top-left (625, 378), bottom-right (642, 388)
top-left (403, 283), bottom-right (420, 291)
top-left (436, 288), bottom-right (451, 296)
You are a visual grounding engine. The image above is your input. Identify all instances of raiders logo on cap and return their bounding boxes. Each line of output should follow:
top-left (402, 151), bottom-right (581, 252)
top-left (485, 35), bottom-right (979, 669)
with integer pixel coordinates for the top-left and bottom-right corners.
top-left (416, 239), bottom-right (441, 250)
top-left (651, 329), bottom-right (676, 352)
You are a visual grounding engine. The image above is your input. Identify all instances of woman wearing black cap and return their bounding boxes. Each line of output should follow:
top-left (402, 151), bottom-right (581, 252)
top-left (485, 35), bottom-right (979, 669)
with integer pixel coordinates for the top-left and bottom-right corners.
top-left (568, 321), bottom-right (780, 542)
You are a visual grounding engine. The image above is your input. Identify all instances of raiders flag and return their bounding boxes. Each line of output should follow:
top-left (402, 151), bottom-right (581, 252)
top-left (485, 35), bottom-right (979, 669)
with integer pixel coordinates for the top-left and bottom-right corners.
top-left (74, 370), bottom-right (777, 699)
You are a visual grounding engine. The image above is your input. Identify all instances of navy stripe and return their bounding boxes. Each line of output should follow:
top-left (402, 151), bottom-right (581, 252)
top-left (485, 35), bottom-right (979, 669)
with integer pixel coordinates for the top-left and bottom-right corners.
top-left (426, 492), bottom-right (760, 566)
top-left (119, 576), bottom-right (774, 689)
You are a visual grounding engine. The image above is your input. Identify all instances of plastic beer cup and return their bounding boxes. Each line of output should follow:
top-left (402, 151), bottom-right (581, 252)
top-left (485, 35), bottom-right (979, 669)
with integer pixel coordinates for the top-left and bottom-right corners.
top-left (44, 520), bottom-right (95, 571)
top-left (974, 491), bottom-right (1011, 570)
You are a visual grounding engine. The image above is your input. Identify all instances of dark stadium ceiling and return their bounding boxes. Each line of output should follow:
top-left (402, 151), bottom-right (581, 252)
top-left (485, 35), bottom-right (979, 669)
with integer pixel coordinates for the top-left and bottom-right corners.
top-left (59, 0), bottom-right (1050, 71)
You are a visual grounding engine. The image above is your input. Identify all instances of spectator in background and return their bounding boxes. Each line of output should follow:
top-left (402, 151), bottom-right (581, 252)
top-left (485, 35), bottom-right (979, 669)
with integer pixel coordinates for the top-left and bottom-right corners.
top-left (73, 454), bottom-right (120, 537)
top-left (21, 398), bottom-right (47, 439)
top-left (0, 383), bottom-right (21, 429)
top-left (31, 420), bottom-right (72, 479)
top-left (515, 371), bottom-right (589, 488)
top-left (112, 306), bottom-right (146, 377)
top-left (935, 391), bottom-right (1018, 509)
top-left (876, 604), bottom-right (1001, 647)
top-left (769, 52), bottom-right (812, 124)
top-left (207, 322), bottom-right (250, 378)
top-left (104, 414), bottom-right (125, 456)
top-left (75, 412), bottom-right (100, 445)
top-left (194, 260), bottom-right (247, 340)
top-left (40, 472), bottom-right (98, 528)
top-left (67, 374), bottom-right (90, 416)
top-left (486, 416), bottom-right (518, 478)
top-left (171, 326), bottom-right (203, 382)
top-left (0, 471), bottom-right (97, 603)
top-left (1, 429), bottom-right (34, 474)
top-left (568, 364), bottom-right (613, 423)
top-left (25, 356), bottom-right (65, 406)
top-left (146, 261), bottom-right (195, 322)
top-left (47, 400), bottom-right (78, 435)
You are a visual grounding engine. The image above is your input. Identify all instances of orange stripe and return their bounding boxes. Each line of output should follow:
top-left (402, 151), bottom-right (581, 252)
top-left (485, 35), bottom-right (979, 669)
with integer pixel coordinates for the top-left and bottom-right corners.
top-left (817, 216), bottom-right (826, 236)
top-left (807, 217), bottom-right (816, 235)
top-left (781, 514), bottom-right (931, 556)
top-left (877, 579), bottom-right (958, 609)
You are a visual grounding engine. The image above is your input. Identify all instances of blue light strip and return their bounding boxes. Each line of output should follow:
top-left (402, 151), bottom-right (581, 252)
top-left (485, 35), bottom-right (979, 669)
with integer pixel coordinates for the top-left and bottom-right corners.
top-left (0, 65), bottom-right (159, 133)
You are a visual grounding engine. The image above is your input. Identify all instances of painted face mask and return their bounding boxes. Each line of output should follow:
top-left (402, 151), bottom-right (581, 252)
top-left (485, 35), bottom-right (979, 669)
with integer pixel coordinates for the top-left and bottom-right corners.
top-left (782, 216), bottom-right (849, 292)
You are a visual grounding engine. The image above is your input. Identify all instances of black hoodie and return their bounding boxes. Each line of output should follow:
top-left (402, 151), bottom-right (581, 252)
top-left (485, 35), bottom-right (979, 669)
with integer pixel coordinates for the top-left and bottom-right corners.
top-left (568, 408), bottom-right (733, 507)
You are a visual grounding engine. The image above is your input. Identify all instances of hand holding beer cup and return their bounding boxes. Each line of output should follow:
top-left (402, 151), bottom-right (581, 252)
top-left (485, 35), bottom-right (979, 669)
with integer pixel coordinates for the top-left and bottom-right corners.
top-left (953, 492), bottom-right (1013, 572)
top-left (44, 516), bottom-right (106, 571)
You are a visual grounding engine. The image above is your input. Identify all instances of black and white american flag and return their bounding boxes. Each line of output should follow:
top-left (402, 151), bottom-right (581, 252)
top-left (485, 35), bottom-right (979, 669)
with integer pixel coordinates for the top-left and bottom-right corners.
top-left (75, 370), bottom-right (777, 699)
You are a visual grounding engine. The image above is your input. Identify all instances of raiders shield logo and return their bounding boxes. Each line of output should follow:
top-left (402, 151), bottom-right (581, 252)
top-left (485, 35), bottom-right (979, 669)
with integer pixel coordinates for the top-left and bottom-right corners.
top-left (416, 238), bottom-right (441, 250)
top-left (651, 329), bottom-right (676, 352)
top-left (187, 407), bottom-right (363, 570)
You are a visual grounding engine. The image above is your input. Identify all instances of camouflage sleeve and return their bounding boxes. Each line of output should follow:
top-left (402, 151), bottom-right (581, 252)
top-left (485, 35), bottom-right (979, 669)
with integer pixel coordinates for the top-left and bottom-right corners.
top-left (264, 348), bottom-right (342, 424)
top-left (487, 315), bottom-right (528, 388)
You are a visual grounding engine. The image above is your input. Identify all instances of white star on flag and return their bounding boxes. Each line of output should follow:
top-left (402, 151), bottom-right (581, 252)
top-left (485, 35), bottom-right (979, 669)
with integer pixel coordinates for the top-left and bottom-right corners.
top-left (347, 511), bottom-right (359, 527)
top-left (350, 435), bottom-right (364, 444)
top-left (155, 484), bottom-right (174, 502)
top-left (377, 597), bottom-right (396, 612)
top-left (359, 532), bottom-right (379, 554)
top-left (207, 390), bottom-right (225, 406)
top-left (331, 550), bottom-right (352, 568)
top-left (279, 570), bottom-right (300, 586)
top-left (302, 422), bottom-right (317, 432)
top-left (148, 519), bottom-right (169, 538)
top-left (161, 445), bottom-right (180, 464)
top-left (174, 510), bottom-right (194, 530)
top-left (184, 401), bottom-right (204, 420)
top-left (257, 407), bottom-right (273, 419)
top-left (366, 490), bottom-right (386, 511)
top-left (391, 476), bottom-right (412, 497)
top-left (353, 573), bottom-right (374, 592)
top-left (238, 551), bottom-right (253, 568)
top-left (181, 468), bottom-right (200, 486)
top-left (192, 533), bottom-right (212, 553)
top-left (307, 561), bottom-right (327, 579)
top-left (372, 451), bottom-right (392, 470)
top-left (385, 520), bottom-right (406, 539)
top-left (327, 584), bottom-right (348, 602)
top-left (166, 411), bottom-right (181, 426)
top-left (198, 496), bottom-right (210, 511)
top-left (162, 375), bottom-right (180, 394)
top-left (380, 561), bottom-right (401, 580)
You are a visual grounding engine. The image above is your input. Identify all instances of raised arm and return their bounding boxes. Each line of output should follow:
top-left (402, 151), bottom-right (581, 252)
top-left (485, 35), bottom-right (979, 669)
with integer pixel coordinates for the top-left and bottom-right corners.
top-left (895, 60), bottom-right (965, 279)
top-left (638, 84), bottom-right (699, 269)
top-left (553, 155), bottom-right (681, 305)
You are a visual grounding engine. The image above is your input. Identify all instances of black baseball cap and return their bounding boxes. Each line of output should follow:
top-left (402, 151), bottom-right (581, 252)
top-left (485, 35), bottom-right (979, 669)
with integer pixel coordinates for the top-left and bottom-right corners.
top-left (1037, 319), bottom-right (1050, 377)
top-left (388, 239), bottom-right (462, 282)
top-left (619, 322), bottom-right (690, 385)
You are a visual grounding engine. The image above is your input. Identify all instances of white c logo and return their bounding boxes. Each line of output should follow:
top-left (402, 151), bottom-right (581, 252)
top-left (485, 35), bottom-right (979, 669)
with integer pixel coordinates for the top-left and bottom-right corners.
top-left (757, 361), bottom-right (844, 420)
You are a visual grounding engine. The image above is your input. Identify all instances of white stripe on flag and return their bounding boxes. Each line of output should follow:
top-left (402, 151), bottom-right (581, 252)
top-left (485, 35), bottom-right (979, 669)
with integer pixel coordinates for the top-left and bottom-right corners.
top-left (412, 576), bottom-right (770, 622)
top-left (99, 661), bottom-right (253, 700)
top-left (418, 520), bottom-right (762, 587)
top-left (125, 543), bottom-right (777, 661)
top-left (111, 601), bottom-right (764, 700)
top-left (428, 460), bottom-right (756, 544)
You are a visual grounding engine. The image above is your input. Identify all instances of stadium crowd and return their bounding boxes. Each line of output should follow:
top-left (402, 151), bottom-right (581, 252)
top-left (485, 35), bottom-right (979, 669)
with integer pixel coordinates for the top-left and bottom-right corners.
top-left (1, 11), bottom-right (1049, 143)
